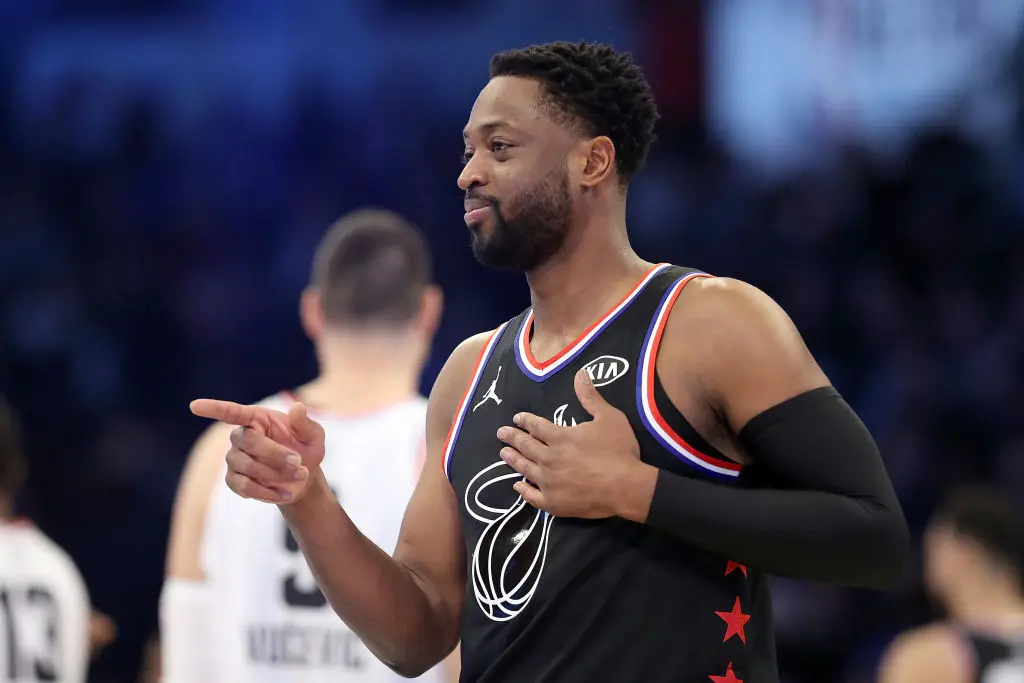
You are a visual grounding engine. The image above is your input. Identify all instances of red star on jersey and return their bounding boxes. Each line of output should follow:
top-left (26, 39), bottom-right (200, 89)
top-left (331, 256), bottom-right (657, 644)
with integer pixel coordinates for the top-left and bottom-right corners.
top-left (715, 597), bottom-right (750, 644)
top-left (709, 662), bottom-right (743, 683)
top-left (725, 561), bottom-right (747, 577)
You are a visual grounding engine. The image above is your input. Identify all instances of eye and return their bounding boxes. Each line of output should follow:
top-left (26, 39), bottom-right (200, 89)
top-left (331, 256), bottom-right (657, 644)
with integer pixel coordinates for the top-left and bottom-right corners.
top-left (461, 149), bottom-right (474, 165)
top-left (490, 141), bottom-right (510, 153)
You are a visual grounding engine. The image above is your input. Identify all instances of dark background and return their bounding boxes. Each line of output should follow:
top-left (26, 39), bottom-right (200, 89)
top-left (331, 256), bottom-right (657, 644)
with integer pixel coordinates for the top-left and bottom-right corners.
top-left (2, 1), bottom-right (1023, 681)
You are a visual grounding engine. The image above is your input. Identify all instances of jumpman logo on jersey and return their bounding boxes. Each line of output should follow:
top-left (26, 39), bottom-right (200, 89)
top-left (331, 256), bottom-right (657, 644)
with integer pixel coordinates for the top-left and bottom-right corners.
top-left (473, 366), bottom-right (503, 412)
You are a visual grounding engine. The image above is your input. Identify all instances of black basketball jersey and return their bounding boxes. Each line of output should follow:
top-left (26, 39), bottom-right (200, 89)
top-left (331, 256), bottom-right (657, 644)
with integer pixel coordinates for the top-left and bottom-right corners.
top-left (443, 263), bottom-right (777, 683)
top-left (959, 626), bottom-right (1024, 683)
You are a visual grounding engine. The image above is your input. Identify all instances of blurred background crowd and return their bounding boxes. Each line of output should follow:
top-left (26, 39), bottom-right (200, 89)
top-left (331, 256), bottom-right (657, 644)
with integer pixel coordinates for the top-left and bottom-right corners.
top-left (2, 1), bottom-right (1024, 681)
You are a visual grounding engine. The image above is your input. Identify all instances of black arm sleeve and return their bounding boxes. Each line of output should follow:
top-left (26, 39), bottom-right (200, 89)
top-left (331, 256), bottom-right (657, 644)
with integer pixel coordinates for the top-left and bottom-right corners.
top-left (643, 386), bottom-right (910, 588)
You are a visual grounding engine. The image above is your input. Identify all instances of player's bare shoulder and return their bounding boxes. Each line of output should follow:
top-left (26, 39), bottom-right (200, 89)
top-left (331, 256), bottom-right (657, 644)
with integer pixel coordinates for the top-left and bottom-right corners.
top-left (877, 623), bottom-right (972, 683)
top-left (663, 276), bottom-right (807, 360)
top-left (426, 329), bottom-right (499, 438)
top-left (659, 275), bottom-right (830, 430)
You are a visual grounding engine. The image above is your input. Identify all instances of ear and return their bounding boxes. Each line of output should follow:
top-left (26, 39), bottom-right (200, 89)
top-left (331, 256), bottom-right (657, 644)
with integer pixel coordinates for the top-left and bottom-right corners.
top-left (416, 285), bottom-right (444, 338)
top-left (299, 287), bottom-right (326, 342)
top-left (577, 135), bottom-right (616, 189)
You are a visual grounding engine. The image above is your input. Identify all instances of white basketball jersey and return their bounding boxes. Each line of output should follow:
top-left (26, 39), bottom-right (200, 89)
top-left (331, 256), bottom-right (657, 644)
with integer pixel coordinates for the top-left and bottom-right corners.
top-left (199, 394), bottom-right (445, 683)
top-left (0, 520), bottom-right (90, 683)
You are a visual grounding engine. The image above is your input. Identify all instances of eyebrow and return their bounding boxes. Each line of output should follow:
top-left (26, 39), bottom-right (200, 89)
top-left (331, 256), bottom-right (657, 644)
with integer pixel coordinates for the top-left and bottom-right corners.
top-left (462, 120), bottom-right (514, 143)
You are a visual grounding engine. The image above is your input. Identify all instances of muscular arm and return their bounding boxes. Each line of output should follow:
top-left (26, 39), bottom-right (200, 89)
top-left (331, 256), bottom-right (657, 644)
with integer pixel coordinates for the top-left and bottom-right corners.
top-left (629, 278), bottom-right (909, 587)
top-left (279, 333), bottom-right (490, 677)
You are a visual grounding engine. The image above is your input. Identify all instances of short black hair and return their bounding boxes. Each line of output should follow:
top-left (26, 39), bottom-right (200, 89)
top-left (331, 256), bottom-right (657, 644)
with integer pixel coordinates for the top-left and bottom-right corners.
top-left (490, 40), bottom-right (659, 184)
top-left (935, 485), bottom-right (1024, 577)
top-left (310, 208), bottom-right (432, 328)
top-left (0, 398), bottom-right (26, 499)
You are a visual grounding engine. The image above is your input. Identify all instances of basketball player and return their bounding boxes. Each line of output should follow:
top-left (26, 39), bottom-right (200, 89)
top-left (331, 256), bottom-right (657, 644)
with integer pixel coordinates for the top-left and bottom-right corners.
top-left (161, 209), bottom-right (458, 683)
top-left (191, 42), bottom-right (909, 682)
top-left (0, 397), bottom-right (92, 682)
top-left (878, 486), bottom-right (1024, 683)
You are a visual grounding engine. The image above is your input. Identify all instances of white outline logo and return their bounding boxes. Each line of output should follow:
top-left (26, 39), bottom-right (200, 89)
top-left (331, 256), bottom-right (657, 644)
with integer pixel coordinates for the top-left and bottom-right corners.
top-left (581, 355), bottom-right (629, 388)
top-left (553, 404), bottom-right (577, 427)
top-left (465, 461), bottom-right (553, 622)
top-left (466, 400), bottom-right (579, 622)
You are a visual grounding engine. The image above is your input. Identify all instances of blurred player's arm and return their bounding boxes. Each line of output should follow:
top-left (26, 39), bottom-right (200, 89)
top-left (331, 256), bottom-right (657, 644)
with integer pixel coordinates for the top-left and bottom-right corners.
top-left (279, 332), bottom-right (489, 677)
top-left (877, 625), bottom-right (971, 683)
top-left (160, 421), bottom-right (232, 683)
top-left (444, 642), bottom-right (462, 683)
top-left (626, 277), bottom-right (909, 587)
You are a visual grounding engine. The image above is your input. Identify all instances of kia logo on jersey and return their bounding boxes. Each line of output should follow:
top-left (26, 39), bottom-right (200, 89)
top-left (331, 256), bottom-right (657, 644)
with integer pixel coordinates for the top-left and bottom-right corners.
top-left (581, 355), bottom-right (630, 387)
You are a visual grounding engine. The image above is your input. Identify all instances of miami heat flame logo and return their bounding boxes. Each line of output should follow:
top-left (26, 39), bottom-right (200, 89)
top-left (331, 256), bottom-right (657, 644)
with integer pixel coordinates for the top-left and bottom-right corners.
top-left (464, 460), bottom-right (553, 622)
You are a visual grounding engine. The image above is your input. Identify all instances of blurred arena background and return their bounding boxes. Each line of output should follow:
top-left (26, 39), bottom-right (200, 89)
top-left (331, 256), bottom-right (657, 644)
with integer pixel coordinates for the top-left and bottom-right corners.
top-left (2, 0), bottom-right (1024, 681)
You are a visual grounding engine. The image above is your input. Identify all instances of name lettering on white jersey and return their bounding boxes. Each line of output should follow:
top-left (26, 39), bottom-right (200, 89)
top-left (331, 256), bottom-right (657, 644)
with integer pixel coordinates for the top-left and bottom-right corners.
top-left (247, 624), bottom-right (367, 669)
top-left (473, 366), bottom-right (503, 412)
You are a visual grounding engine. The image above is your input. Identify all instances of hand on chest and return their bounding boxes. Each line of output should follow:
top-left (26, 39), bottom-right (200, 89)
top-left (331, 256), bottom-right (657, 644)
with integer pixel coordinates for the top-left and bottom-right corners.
top-left (474, 365), bottom-right (643, 520)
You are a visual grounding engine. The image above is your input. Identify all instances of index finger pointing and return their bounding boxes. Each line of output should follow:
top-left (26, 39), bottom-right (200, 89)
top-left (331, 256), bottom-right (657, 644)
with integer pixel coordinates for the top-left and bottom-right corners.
top-left (190, 399), bottom-right (259, 426)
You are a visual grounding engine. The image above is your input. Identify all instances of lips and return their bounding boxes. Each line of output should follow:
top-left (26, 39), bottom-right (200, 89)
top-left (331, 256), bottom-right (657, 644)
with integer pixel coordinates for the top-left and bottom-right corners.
top-left (464, 197), bottom-right (491, 213)
top-left (464, 197), bottom-right (493, 226)
top-left (464, 207), bottom-right (491, 226)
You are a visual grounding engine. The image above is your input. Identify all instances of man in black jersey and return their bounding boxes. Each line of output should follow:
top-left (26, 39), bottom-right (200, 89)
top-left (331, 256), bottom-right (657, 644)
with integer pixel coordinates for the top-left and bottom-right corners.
top-left (879, 486), bottom-right (1024, 683)
top-left (191, 41), bottom-right (909, 683)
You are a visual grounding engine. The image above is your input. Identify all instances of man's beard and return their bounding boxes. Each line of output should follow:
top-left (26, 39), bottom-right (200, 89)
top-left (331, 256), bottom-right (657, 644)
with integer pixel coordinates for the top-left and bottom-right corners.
top-left (468, 167), bottom-right (572, 272)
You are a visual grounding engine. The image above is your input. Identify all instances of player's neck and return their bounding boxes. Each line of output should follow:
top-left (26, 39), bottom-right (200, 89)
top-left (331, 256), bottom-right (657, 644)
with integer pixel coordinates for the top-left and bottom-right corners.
top-left (302, 332), bottom-right (424, 415)
top-left (525, 221), bottom-right (650, 345)
top-left (946, 579), bottom-right (1024, 627)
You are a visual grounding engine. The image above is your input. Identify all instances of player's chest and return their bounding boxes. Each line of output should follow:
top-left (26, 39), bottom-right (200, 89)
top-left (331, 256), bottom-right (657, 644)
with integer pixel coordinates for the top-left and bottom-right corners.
top-left (447, 346), bottom-right (736, 504)
top-left (447, 350), bottom-right (637, 490)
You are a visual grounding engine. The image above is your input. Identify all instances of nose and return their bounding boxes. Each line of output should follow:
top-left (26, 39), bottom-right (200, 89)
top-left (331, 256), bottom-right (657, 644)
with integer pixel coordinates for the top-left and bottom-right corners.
top-left (458, 156), bottom-right (487, 192)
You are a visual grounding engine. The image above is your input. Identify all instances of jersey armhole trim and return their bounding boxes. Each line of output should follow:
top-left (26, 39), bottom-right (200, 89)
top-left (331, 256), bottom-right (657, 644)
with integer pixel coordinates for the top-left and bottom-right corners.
top-left (442, 323), bottom-right (509, 481)
top-left (635, 272), bottom-right (744, 479)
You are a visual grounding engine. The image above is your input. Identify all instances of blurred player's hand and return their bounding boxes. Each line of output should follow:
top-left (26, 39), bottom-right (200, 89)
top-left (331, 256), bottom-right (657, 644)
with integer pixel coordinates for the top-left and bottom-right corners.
top-left (496, 369), bottom-right (646, 519)
top-left (88, 610), bottom-right (117, 656)
top-left (189, 399), bottom-right (326, 504)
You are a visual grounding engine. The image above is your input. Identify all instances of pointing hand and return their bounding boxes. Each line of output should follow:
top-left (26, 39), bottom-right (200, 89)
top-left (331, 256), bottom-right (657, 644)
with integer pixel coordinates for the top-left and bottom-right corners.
top-left (190, 399), bottom-right (326, 504)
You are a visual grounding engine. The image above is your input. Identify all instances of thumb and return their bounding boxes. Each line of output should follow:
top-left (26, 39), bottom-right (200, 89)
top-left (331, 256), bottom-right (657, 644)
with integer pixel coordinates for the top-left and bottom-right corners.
top-left (574, 369), bottom-right (610, 417)
top-left (287, 402), bottom-right (324, 446)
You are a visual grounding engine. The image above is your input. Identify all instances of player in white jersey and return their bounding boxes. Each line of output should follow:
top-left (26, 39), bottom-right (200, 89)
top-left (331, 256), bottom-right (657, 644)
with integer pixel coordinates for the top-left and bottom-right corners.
top-left (160, 209), bottom-right (459, 683)
top-left (878, 485), bottom-right (1024, 683)
top-left (0, 398), bottom-right (91, 683)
